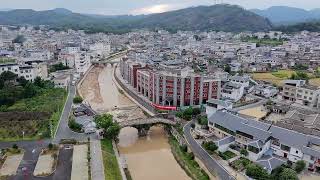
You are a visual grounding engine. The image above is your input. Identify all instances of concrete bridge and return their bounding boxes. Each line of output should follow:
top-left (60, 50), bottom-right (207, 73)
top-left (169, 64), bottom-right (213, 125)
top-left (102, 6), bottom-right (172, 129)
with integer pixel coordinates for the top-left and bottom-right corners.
top-left (92, 60), bottom-right (118, 67)
top-left (119, 118), bottom-right (177, 136)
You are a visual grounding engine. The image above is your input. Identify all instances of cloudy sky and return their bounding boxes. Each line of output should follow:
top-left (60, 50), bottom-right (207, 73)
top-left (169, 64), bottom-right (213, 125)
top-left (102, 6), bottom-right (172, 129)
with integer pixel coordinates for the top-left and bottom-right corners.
top-left (1, 0), bottom-right (320, 15)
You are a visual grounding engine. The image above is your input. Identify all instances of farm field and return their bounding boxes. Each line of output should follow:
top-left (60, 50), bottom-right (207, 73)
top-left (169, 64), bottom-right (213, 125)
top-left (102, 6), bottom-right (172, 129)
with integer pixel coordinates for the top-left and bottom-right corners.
top-left (0, 88), bottom-right (67, 141)
top-left (252, 70), bottom-right (319, 87)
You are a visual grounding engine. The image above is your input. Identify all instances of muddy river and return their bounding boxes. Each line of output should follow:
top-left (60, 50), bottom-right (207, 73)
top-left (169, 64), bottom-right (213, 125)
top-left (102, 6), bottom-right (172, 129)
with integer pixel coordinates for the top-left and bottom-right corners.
top-left (80, 65), bottom-right (190, 180)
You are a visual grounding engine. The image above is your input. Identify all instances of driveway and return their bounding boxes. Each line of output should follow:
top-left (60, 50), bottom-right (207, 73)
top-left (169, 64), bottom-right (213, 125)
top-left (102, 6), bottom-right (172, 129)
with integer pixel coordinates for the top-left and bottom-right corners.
top-left (183, 121), bottom-right (235, 180)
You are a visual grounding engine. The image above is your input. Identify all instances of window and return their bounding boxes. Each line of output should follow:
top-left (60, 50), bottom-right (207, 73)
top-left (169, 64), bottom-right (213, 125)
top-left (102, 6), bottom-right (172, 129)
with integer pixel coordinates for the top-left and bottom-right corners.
top-left (236, 131), bottom-right (253, 139)
top-left (214, 124), bottom-right (235, 135)
top-left (296, 150), bottom-right (299, 154)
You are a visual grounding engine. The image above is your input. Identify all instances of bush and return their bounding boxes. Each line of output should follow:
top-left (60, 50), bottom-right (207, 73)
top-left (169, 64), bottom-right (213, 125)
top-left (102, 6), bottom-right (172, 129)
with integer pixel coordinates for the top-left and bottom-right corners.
top-left (68, 118), bottom-right (83, 132)
top-left (175, 111), bottom-right (183, 118)
top-left (202, 141), bottom-right (218, 154)
top-left (245, 164), bottom-right (270, 180)
top-left (48, 143), bottom-right (53, 150)
top-left (192, 108), bottom-right (201, 115)
top-left (180, 144), bottom-right (188, 153)
top-left (271, 166), bottom-right (298, 180)
top-left (218, 151), bottom-right (236, 160)
top-left (187, 152), bottom-right (195, 160)
top-left (240, 148), bottom-right (248, 156)
top-left (73, 96), bottom-right (83, 104)
top-left (12, 144), bottom-right (18, 149)
top-left (218, 151), bottom-right (227, 160)
top-left (197, 116), bottom-right (208, 126)
top-left (294, 160), bottom-right (306, 173)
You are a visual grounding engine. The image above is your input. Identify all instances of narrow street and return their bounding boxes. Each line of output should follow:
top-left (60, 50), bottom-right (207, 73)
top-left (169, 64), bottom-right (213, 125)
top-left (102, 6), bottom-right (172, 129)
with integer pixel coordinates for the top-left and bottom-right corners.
top-left (53, 85), bottom-right (89, 144)
top-left (183, 121), bottom-right (235, 180)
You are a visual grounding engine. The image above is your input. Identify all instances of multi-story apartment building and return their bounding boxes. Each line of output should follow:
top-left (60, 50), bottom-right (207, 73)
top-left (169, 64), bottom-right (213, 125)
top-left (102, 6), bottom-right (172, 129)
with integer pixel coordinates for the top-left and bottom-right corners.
top-left (0, 58), bottom-right (48, 81)
top-left (282, 80), bottom-right (320, 108)
top-left (74, 52), bottom-right (91, 75)
top-left (208, 110), bottom-right (320, 172)
top-left (120, 58), bottom-right (221, 108)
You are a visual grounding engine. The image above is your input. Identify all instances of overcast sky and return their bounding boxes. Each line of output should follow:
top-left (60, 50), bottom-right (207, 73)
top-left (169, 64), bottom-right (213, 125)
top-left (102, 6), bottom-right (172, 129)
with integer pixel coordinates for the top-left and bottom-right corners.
top-left (1, 0), bottom-right (320, 15)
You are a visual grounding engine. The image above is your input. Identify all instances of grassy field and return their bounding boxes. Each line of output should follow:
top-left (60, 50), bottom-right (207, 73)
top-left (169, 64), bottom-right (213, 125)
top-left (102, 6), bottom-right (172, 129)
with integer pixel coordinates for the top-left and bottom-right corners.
top-left (252, 70), bottom-right (319, 87)
top-left (0, 88), bottom-right (67, 141)
top-left (310, 78), bottom-right (320, 87)
top-left (168, 136), bottom-right (210, 180)
top-left (0, 57), bottom-right (15, 64)
top-left (101, 139), bottom-right (122, 180)
top-left (252, 72), bottom-right (285, 86)
top-left (241, 37), bottom-right (284, 46)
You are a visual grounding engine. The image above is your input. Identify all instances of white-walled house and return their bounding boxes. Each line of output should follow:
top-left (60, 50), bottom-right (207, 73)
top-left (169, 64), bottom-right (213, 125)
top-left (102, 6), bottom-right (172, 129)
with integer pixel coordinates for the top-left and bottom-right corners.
top-left (206, 99), bottom-right (233, 117)
top-left (221, 82), bottom-right (244, 102)
top-left (207, 110), bottom-right (320, 172)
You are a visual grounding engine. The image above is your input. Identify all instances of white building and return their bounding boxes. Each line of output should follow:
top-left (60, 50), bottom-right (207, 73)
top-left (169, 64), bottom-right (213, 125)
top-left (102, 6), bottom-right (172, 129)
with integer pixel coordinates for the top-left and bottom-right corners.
top-left (89, 42), bottom-right (111, 57)
top-left (221, 82), bottom-right (244, 102)
top-left (74, 52), bottom-right (91, 75)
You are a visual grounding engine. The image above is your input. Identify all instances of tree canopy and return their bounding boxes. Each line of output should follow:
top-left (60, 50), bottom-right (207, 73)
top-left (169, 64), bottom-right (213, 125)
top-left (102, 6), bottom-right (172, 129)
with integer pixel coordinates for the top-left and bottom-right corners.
top-left (94, 114), bottom-right (120, 140)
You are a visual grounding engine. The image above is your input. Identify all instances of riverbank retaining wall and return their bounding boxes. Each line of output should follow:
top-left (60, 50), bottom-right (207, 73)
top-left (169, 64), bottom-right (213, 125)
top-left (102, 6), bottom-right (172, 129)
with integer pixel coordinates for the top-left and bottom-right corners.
top-left (113, 66), bottom-right (157, 116)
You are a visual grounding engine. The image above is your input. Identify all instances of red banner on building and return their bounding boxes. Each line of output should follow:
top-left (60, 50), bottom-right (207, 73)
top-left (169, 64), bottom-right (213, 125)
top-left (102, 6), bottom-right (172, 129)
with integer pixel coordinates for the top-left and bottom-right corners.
top-left (152, 103), bottom-right (177, 111)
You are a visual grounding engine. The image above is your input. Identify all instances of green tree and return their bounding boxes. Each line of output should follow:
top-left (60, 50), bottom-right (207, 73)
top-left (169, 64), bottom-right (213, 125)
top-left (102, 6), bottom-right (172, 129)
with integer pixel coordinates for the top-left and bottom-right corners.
top-left (23, 82), bottom-right (37, 98)
top-left (12, 144), bottom-right (18, 149)
top-left (0, 71), bottom-right (18, 88)
top-left (224, 65), bottom-right (231, 73)
top-left (294, 160), bottom-right (306, 173)
top-left (175, 111), bottom-right (183, 118)
top-left (105, 123), bottom-right (121, 140)
top-left (197, 116), bottom-right (208, 126)
top-left (192, 108), bottom-right (201, 115)
top-left (17, 76), bottom-right (28, 87)
top-left (73, 96), bottom-right (83, 104)
top-left (49, 62), bottom-right (70, 73)
top-left (202, 141), bottom-right (218, 153)
top-left (291, 71), bottom-right (309, 80)
top-left (240, 148), bottom-right (248, 156)
top-left (278, 168), bottom-right (298, 180)
top-left (245, 164), bottom-right (270, 180)
top-left (34, 77), bottom-right (45, 88)
top-left (94, 114), bottom-right (120, 139)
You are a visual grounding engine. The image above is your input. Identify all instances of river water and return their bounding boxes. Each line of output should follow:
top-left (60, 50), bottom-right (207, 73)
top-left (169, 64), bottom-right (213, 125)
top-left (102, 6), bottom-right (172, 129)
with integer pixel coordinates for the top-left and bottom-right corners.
top-left (80, 65), bottom-right (190, 180)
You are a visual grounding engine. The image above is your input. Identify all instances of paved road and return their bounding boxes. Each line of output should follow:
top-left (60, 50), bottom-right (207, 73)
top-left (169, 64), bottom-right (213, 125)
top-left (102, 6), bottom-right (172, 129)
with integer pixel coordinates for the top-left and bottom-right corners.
top-left (90, 139), bottom-right (105, 180)
top-left (53, 85), bottom-right (89, 144)
top-left (183, 121), bottom-right (235, 180)
top-left (50, 145), bottom-right (73, 180)
top-left (11, 141), bottom-right (48, 180)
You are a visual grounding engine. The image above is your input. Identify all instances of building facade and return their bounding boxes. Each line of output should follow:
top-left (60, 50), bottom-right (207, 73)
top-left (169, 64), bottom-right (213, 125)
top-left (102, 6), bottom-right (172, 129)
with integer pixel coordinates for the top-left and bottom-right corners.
top-left (120, 58), bottom-right (221, 108)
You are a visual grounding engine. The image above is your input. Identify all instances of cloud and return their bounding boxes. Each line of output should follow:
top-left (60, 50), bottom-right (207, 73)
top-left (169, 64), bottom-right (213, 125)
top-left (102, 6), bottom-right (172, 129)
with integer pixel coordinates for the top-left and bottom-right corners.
top-left (131, 4), bottom-right (177, 15)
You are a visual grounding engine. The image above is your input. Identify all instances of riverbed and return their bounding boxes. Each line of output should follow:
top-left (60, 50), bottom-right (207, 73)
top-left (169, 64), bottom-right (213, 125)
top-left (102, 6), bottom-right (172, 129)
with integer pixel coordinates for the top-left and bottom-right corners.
top-left (80, 65), bottom-right (190, 180)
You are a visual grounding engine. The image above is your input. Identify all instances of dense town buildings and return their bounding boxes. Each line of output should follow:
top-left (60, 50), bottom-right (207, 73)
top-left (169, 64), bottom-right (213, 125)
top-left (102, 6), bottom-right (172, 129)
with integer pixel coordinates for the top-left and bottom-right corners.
top-left (1, 24), bottom-right (320, 176)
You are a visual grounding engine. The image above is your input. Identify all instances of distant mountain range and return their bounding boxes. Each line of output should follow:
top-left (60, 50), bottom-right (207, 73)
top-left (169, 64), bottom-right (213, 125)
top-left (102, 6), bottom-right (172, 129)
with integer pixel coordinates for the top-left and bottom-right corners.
top-left (0, 4), bottom-right (272, 33)
top-left (251, 6), bottom-right (320, 24)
